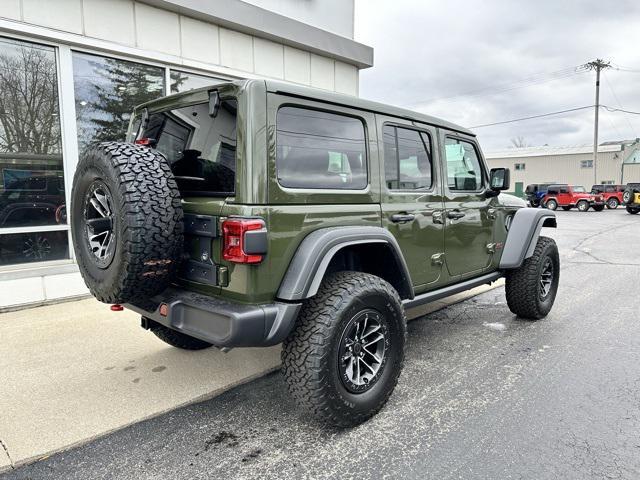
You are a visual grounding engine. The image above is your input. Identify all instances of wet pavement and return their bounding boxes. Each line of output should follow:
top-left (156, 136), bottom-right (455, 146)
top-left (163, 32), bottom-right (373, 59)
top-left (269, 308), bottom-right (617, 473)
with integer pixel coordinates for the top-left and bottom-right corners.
top-left (3, 208), bottom-right (640, 480)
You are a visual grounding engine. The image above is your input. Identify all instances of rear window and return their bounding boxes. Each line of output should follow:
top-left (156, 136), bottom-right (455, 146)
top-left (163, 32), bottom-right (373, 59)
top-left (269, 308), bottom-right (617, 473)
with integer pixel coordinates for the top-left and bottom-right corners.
top-left (138, 99), bottom-right (237, 196)
top-left (276, 107), bottom-right (367, 190)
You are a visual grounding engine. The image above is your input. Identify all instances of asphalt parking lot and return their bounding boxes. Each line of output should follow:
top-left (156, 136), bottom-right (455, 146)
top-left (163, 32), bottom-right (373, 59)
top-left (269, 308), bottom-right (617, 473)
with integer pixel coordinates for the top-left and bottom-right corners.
top-left (4, 208), bottom-right (640, 480)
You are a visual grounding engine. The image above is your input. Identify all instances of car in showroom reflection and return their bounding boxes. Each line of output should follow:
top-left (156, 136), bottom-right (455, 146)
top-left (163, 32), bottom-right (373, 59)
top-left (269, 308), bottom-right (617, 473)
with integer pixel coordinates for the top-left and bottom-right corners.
top-left (0, 171), bottom-right (68, 265)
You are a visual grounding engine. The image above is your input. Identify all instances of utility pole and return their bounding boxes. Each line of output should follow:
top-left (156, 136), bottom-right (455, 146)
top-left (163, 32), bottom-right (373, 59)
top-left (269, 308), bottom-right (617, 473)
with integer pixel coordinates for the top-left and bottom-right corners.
top-left (585, 59), bottom-right (611, 184)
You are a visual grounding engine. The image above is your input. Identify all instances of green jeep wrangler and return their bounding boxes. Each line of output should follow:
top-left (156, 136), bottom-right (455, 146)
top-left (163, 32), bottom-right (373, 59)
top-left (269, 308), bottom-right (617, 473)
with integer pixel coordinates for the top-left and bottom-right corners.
top-left (71, 80), bottom-right (559, 427)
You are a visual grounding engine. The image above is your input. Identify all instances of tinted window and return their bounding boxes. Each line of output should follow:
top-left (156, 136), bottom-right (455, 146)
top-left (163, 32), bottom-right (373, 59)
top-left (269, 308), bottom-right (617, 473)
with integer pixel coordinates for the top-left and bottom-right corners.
top-left (140, 100), bottom-right (237, 195)
top-left (276, 107), bottom-right (367, 190)
top-left (383, 125), bottom-right (432, 190)
top-left (444, 138), bottom-right (484, 191)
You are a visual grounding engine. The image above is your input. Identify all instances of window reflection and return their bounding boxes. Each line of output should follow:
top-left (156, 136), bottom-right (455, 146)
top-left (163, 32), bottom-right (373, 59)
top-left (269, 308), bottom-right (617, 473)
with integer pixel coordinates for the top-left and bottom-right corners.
top-left (73, 52), bottom-right (165, 156)
top-left (0, 37), bottom-right (66, 231)
top-left (170, 70), bottom-right (224, 94)
top-left (0, 230), bottom-right (68, 265)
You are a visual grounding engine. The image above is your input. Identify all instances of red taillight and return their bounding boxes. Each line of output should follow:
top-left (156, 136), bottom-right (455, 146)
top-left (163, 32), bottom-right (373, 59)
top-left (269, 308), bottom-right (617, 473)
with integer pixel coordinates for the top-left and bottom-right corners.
top-left (135, 137), bottom-right (154, 146)
top-left (110, 304), bottom-right (124, 311)
top-left (222, 218), bottom-right (265, 264)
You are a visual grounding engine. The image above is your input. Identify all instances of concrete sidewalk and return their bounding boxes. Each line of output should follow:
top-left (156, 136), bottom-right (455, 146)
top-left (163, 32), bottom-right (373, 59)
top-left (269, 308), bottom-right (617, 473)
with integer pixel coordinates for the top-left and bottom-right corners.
top-left (0, 279), bottom-right (503, 472)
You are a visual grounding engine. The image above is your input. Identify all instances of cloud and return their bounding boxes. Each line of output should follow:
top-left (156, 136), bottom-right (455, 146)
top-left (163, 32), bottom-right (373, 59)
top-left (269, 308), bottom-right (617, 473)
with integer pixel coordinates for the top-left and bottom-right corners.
top-left (355, 0), bottom-right (640, 150)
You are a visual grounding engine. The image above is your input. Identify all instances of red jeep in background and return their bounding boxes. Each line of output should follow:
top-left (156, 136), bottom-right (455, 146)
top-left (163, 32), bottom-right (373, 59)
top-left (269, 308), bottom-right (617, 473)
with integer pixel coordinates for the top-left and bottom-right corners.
top-left (542, 184), bottom-right (605, 212)
top-left (591, 184), bottom-right (626, 209)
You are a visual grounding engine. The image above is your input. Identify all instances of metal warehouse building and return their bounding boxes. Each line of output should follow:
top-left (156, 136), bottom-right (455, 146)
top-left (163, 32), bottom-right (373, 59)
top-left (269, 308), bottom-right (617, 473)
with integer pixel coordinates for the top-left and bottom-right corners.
top-left (485, 141), bottom-right (640, 195)
top-left (0, 0), bottom-right (371, 309)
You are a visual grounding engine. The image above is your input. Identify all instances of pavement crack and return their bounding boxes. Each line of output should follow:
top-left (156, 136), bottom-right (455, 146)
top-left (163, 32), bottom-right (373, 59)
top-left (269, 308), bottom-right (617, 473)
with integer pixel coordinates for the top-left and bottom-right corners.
top-left (569, 222), bottom-right (638, 265)
top-left (0, 438), bottom-right (14, 470)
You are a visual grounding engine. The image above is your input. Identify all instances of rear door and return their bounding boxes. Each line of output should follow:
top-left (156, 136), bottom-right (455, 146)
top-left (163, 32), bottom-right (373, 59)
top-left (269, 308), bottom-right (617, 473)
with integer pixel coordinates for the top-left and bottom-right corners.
top-left (378, 115), bottom-right (445, 292)
top-left (441, 133), bottom-right (495, 278)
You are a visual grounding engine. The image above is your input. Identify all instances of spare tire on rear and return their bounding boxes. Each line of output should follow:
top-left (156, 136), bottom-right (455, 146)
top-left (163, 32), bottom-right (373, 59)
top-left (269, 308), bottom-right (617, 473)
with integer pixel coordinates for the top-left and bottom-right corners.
top-left (71, 142), bottom-right (183, 304)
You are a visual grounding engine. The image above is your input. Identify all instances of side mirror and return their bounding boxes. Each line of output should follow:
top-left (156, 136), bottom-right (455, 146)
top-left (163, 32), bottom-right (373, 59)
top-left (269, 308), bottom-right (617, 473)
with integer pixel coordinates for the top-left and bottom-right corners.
top-left (208, 90), bottom-right (221, 117)
top-left (487, 168), bottom-right (510, 196)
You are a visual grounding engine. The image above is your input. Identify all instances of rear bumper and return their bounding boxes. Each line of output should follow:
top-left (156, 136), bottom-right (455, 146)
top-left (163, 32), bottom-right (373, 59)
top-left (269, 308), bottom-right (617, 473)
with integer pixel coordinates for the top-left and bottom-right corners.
top-left (126, 288), bottom-right (301, 348)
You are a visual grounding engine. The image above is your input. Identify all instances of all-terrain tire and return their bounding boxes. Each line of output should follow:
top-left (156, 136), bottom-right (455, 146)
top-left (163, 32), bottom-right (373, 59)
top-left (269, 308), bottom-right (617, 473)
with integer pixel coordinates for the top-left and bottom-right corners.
top-left (592, 204), bottom-right (605, 212)
top-left (147, 320), bottom-right (213, 350)
top-left (71, 142), bottom-right (183, 304)
top-left (577, 200), bottom-right (590, 212)
top-left (505, 236), bottom-right (560, 320)
top-left (282, 271), bottom-right (406, 428)
top-left (606, 198), bottom-right (619, 209)
top-left (627, 206), bottom-right (640, 214)
top-left (545, 199), bottom-right (558, 210)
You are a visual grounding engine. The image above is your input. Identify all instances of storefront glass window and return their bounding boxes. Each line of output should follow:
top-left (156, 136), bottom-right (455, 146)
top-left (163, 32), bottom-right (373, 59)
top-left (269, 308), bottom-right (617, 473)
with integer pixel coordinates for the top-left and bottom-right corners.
top-left (170, 70), bottom-right (224, 93)
top-left (0, 36), bottom-right (69, 266)
top-left (73, 52), bottom-right (165, 156)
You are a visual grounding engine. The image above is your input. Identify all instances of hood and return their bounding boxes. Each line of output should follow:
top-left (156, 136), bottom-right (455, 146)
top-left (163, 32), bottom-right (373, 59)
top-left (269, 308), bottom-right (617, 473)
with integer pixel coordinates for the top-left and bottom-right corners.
top-left (498, 193), bottom-right (527, 208)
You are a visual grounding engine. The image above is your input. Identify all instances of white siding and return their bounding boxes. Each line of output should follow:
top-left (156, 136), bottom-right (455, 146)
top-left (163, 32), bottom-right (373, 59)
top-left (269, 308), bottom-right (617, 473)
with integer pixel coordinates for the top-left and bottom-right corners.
top-left (219, 27), bottom-right (254, 72)
top-left (22, 0), bottom-right (83, 34)
top-left (486, 150), bottom-right (630, 187)
top-left (83, 0), bottom-right (135, 46)
top-left (134, 3), bottom-right (181, 56)
top-left (2, 0), bottom-right (363, 96)
top-left (335, 61), bottom-right (358, 96)
top-left (310, 53), bottom-right (334, 91)
top-left (0, 0), bottom-right (21, 21)
top-left (180, 15), bottom-right (220, 65)
top-left (283, 45), bottom-right (310, 85)
top-left (253, 37), bottom-right (284, 79)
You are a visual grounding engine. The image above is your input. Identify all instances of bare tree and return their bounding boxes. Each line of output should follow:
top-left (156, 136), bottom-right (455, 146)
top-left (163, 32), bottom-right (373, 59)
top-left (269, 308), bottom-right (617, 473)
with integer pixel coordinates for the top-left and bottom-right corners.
top-left (0, 45), bottom-right (61, 154)
top-left (509, 136), bottom-right (530, 148)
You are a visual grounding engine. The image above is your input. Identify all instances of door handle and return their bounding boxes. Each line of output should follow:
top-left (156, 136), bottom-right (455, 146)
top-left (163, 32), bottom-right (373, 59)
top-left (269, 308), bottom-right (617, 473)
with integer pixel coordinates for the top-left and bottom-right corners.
top-left (447, 210), bottom-right (466, 220)
top-left (390, 213), bottom-right (416, 223)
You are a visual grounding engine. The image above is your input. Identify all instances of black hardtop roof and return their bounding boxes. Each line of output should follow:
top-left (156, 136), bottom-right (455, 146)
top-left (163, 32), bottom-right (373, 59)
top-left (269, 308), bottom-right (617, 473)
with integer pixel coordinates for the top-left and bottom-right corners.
top-left (136, 79), bottom-right (474, 137)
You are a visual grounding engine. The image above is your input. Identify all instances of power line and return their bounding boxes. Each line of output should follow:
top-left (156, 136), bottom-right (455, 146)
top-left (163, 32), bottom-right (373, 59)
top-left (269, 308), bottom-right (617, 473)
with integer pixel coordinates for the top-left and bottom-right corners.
top-left (470, 105), bottom-right (593, 128)
top-left (602, 105), bottom-right (640, 115)
top-left (602, 71), bottom-right (636, 137)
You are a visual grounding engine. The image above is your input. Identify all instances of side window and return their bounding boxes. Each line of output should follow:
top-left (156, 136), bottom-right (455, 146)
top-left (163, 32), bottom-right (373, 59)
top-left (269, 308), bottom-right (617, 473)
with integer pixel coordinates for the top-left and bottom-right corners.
top-left (560, 187), bottom-right (569, 194)
top-left (383, 125), bottom-right (432, 190)
top-left (444, 137), bottom-right (484, 191)
top-left (276, 107), bottom-right (367, 190)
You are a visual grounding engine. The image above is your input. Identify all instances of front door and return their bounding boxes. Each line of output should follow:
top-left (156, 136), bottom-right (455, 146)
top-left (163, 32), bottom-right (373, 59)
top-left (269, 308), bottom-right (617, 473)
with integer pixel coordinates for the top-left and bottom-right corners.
top-left (441, 134), bottom-right (495, 278)
top-left (378, 117), bottom-right (445, 292)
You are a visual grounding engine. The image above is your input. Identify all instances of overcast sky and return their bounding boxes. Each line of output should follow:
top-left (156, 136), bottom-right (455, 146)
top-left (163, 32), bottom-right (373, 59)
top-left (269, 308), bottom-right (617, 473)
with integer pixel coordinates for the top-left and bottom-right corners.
top-left (354, 0), bottom-right (640, 151)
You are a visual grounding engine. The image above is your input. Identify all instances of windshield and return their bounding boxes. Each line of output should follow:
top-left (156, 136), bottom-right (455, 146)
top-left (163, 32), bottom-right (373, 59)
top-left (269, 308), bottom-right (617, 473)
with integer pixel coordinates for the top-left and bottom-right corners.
top-left (134, 99), bottom-right (238, 196)
top-left (574, 186), bottom-right (586, 193)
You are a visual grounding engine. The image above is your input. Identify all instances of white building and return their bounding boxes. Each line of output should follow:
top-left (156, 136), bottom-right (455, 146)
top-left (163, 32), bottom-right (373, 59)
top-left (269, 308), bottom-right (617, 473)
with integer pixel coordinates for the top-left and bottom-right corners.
top-left (0, 0), bottom-right (372, 309)
top-left (485, 141), bottom-right (640, 196)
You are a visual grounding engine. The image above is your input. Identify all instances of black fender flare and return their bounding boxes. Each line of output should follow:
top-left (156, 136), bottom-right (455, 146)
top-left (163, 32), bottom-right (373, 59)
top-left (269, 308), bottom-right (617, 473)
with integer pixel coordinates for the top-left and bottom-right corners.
top-left (500, 208), bottom-right (557, 269)
top-left (276, 226), bottom-right (414, 301)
